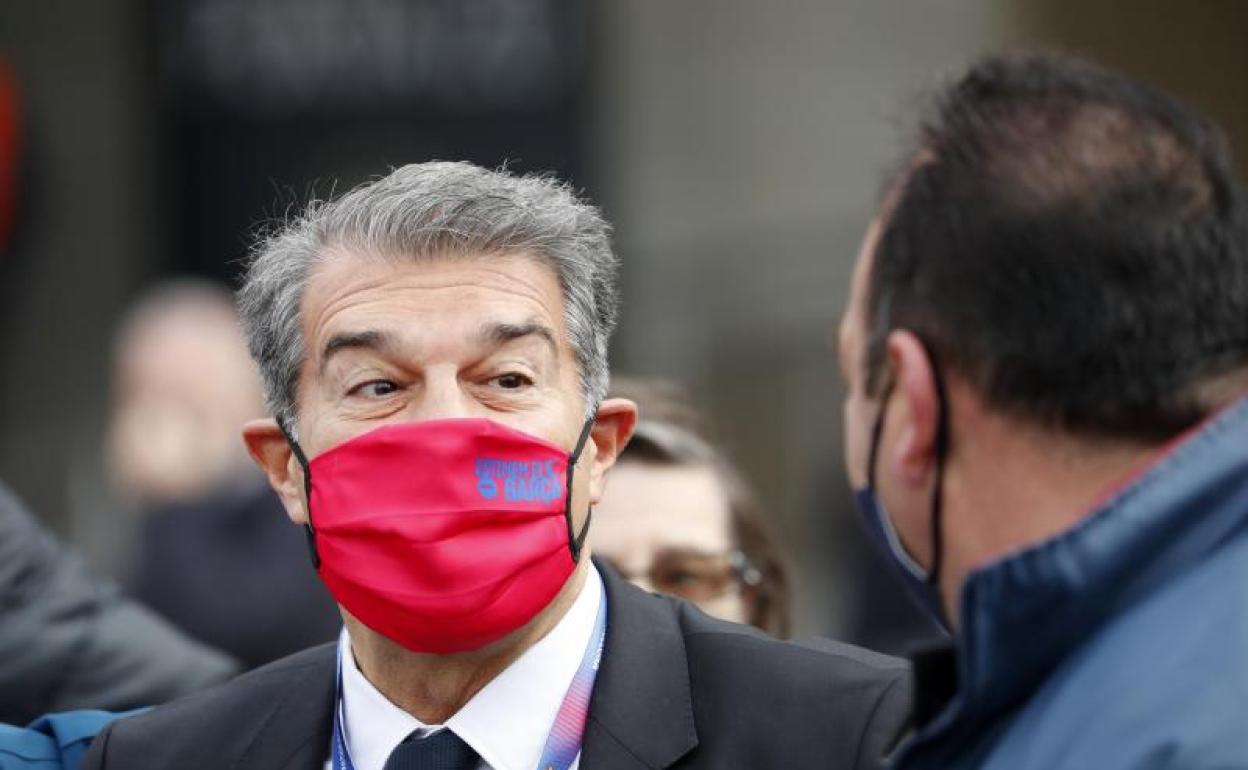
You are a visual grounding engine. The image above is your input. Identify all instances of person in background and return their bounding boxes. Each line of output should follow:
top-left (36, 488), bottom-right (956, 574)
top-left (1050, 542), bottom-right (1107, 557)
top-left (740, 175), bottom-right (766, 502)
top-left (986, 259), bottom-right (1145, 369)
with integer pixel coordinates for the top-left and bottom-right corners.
top-left (0, 479), bottom-right (235, 725)
top-left (106, 280), bottom-right (265, 510)
top-left (84, 161), bottom-right (911, 770)
top-left (0, 69), bottom-right (233, 763)
top-left (839, 52), bottom-right (1248, 768)
top-left (110, 280), bottom-right (340, 668)
top-left (594, 377), bottom-right (792, 637)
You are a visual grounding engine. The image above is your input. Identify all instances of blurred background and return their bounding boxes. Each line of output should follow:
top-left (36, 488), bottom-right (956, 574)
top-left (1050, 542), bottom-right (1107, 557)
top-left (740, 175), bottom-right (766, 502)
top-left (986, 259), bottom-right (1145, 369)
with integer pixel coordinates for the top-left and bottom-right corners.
top-left (0, 0), bottom-right (1244, 659)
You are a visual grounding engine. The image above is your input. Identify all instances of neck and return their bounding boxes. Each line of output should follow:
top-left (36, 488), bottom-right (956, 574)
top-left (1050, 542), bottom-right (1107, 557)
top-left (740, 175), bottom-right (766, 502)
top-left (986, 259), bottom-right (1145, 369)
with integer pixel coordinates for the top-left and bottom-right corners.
top-left (346, 560), bottom-right (589, 724)
top-left (939, 406), bottom-right (1160, 628)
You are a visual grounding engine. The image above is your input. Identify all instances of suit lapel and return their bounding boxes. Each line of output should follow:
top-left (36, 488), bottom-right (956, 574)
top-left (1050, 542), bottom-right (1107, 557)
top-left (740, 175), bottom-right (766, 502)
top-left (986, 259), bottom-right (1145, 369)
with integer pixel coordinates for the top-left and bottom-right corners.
top-left (232, 643), bottom-right (336, 770)
top-left (581, 560), bottom-right (698, 769)
top-left (226, 566), bottom-right (698, 770)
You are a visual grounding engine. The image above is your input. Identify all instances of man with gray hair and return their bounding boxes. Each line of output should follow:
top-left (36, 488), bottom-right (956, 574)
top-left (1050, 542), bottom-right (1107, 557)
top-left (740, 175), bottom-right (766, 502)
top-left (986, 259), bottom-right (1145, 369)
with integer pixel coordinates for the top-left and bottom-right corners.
top-left (84, 161), bottom-right (910, 770)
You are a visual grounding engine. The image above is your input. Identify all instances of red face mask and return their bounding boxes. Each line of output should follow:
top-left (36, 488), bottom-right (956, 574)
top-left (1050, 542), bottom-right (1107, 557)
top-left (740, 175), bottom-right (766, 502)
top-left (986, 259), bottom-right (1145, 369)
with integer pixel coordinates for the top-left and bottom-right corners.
top-left (281, 417), bottom-right (595, 655)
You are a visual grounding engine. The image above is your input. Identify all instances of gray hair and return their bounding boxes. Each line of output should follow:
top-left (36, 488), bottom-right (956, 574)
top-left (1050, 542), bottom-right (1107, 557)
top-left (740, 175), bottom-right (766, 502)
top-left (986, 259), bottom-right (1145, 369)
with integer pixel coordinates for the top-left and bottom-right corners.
top-left (237, 161), bottom-right (619, 429)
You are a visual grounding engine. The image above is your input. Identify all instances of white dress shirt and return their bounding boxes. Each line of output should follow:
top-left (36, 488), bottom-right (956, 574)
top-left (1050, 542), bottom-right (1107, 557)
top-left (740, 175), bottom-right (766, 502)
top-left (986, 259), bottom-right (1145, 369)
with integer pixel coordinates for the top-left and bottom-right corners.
top-left (324, 565), bottom-right (603, 770)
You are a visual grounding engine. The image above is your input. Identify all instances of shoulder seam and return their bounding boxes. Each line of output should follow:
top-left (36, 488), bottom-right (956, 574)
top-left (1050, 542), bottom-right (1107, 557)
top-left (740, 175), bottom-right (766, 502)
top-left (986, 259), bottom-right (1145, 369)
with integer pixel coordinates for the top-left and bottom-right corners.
top-left (852, 670), bottom-right (911, 770)
top-left (683, 629), bottom-right (910, 672)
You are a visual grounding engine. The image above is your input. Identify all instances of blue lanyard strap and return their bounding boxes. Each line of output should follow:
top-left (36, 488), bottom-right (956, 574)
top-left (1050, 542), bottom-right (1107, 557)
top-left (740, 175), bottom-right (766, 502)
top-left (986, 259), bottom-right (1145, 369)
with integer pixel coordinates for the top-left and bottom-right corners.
top-left (333, 597), bottom-right (608, 770)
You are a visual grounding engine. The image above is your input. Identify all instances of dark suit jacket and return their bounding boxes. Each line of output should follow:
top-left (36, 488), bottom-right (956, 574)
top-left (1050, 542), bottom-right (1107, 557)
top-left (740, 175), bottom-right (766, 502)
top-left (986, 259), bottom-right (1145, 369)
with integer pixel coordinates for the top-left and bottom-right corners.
top-left (0, 480), bottom-right (236, 724)
top-left (83, 562), bottom-right (911, 769)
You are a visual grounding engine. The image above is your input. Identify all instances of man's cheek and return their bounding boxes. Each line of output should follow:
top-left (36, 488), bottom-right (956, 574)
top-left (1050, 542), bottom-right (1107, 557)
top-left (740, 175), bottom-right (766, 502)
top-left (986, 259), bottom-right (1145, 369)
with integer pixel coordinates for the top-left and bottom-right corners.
top-left (843, 399), bottom-right (868, 489)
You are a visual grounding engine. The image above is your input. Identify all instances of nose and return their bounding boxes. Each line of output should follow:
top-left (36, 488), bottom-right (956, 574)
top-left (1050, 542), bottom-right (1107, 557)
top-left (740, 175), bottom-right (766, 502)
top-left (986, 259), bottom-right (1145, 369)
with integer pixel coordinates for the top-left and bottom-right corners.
top-left (403, 366), bottom-right (474, 422)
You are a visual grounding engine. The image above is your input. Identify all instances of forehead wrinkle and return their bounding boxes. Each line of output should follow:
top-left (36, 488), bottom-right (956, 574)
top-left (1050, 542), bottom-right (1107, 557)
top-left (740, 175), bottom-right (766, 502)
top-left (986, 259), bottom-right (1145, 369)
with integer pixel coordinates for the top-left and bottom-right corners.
top-left (301, 253), bottom-right (574, 393)
top-left (318, 246), bottom-right (560, 309)
top-left (305, 252), bottom-right (565, 347)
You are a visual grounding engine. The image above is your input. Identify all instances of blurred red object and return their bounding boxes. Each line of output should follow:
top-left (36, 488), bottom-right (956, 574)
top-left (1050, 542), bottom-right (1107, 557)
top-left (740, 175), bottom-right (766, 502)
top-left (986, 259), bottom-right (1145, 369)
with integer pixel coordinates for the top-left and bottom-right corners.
top-left (0, 60), bottom-right (19, 258)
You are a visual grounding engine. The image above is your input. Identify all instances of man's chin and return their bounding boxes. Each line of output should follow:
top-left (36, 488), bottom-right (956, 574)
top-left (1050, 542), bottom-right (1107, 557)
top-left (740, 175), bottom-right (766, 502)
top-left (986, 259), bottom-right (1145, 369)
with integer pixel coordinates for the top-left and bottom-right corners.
top-left (338, 556), bottom-right (591, 661)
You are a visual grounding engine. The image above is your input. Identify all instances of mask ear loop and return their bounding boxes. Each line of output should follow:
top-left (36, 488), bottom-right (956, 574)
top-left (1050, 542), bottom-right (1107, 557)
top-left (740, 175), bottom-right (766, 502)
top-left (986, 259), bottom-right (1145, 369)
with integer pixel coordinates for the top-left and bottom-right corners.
top-left (277, 418), bottom-right (320, 570)
top-left (866, 379), bottom-right (896, 492)
top-left (564, 418), bottom-right (597, 563)
top-left (918, 340), bottom-right (950, 591)
top-left (865, 344), bottom-right (948, 592)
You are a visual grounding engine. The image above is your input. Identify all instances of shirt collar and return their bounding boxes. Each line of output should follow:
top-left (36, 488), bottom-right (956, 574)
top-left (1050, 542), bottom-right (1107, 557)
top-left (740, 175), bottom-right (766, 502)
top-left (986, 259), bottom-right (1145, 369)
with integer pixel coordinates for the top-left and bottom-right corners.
top-left (339, 565), bottom-right (604, 770)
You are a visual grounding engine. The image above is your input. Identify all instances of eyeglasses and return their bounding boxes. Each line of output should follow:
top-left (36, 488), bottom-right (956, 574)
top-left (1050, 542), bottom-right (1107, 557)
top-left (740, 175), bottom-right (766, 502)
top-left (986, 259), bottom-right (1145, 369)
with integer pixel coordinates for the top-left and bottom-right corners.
top-left (601, 548), bottom-right (762, 604)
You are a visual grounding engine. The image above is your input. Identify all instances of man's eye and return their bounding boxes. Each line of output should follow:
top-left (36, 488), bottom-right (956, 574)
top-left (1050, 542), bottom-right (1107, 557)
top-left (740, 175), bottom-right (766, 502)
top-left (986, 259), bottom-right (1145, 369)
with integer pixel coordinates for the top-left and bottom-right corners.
top-left (350, 380), bottom-right (399, 398)
top-left (492, 373), bottom-right (533, 390)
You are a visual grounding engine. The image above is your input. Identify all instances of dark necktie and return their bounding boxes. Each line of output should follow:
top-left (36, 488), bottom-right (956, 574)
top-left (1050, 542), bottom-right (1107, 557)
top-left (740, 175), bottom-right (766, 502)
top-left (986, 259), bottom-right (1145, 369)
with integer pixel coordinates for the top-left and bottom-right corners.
top-left (381, 729), bottom-right (479, 770)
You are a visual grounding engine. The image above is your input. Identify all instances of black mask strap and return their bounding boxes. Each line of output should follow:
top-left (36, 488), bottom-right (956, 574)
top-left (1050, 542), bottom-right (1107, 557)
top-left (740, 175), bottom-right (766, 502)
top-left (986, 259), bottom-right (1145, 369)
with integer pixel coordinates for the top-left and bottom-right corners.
top-left (564, 417), bottom-right (597, 563)
top-left (276, 418), bottom-right (320, 570)
top-left (865, 341), bottom-right (950, 590)
top-left (866, 379), bottom-right (896, 491)
top-left (918, 340), bottom-right (950, 589)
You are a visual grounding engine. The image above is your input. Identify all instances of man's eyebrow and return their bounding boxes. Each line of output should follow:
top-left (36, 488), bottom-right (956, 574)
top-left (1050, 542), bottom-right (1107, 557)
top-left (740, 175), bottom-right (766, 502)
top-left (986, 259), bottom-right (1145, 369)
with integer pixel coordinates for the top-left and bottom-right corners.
top-left (478, 322), bottom-right (558, 355)
top-left (319, 330), bottom-right (396, 374)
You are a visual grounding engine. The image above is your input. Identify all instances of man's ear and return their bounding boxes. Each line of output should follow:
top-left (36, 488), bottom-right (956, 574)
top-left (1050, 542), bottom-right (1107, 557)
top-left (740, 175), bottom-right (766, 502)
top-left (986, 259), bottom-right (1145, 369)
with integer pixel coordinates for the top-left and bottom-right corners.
top-left (585, 397), bottom-right (638, 505)
top-left (886, 330), bottom-right (941, 487)
top-left (242, 418), bottom-right (309, 525)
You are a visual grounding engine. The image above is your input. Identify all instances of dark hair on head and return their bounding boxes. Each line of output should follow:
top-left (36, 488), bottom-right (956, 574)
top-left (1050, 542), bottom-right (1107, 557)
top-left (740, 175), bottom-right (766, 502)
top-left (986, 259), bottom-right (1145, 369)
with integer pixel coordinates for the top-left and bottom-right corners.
top-left (609, 377), bottom-right (794, 638)
top-left (866, 50), bottom-right (1248, 441)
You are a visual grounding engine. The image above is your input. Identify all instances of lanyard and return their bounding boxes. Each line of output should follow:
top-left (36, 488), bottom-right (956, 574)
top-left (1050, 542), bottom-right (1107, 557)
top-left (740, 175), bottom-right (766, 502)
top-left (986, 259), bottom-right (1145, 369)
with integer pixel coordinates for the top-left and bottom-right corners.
top-left (332, 597), bottom-right (608, 770)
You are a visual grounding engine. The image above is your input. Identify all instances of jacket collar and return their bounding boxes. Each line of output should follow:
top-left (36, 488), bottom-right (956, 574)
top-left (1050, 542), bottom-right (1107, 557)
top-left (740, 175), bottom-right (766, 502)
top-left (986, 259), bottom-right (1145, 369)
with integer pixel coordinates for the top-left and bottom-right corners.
top-left (908, 397), bottom-right (1248, 758)
top-left (228, 561), bottom-right (699, 770)
top-left (581, 558), bottom-right (699, 769)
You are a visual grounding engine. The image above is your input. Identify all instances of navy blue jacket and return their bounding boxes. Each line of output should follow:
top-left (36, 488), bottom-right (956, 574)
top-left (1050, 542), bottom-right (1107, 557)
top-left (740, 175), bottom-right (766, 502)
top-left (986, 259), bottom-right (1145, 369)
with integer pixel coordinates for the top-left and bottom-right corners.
top-left (895, 398), bottom-right (1248, 769)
